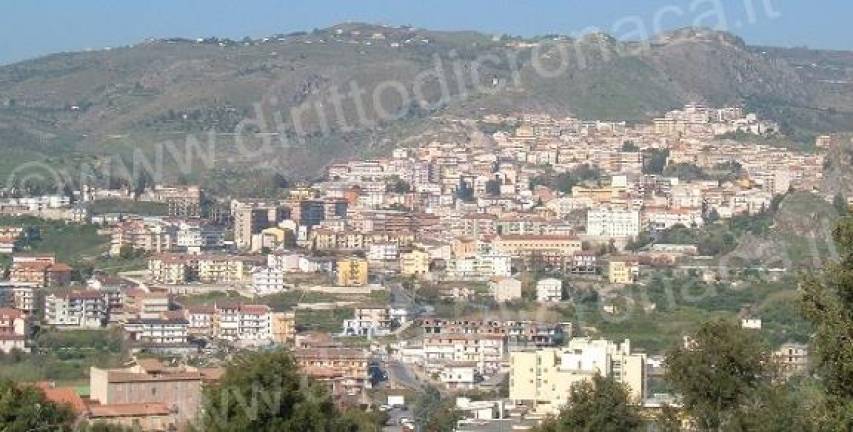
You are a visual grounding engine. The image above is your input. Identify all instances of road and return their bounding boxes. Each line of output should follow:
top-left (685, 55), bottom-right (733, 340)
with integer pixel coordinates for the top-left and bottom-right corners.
top-left (386, 360), bottom-right (423, 391)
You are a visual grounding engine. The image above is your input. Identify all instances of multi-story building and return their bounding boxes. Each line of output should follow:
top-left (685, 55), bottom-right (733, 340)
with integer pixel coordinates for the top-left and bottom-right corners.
top-left (342, 307), bottom-right (394, 337)
top-left (400, 249), bottom-right (430, 276)
top-left (109, 219), bottom-right (177, 256)
top-left (251, 266), bottom-right (287, 295)
top-left (123, 317), bottom-right (189, 346)
top-left (509, 338), bottom-right (646, 414)
top-left (586, 207), bottom-right (640, 239)
top-left (773, 342), bottom-right (809, 377)
top-left (294, 347), bottom-right (371, 396)
top-left (149, 185), bottom-right (202, 217)
top-left (494, 235), bottom-right (582, 258)
top-left (232, 200), bottom-right (286, 250)
top-left (44, 290), bottom-right (107, 329)
top-left (0, 284), bottom-right (37, 313)
top-left (535, 278), bottom-right (563, 303)
top-left (422, 333), bottom-right (506, 376)
top-left (336, 257), bottom-right (369, 287)
top-left (213, 303), bottom-right (274, 342)
top-left (608, 259), bottom-right (640, 284)
top-left (9, 255), bottom-right (72, 287)
top-left (489, 277), bottom-right (522, 303)
top-left (89, 360), bottom-right (217, 428)
top-left (272, 311), bottom-right (296, 345)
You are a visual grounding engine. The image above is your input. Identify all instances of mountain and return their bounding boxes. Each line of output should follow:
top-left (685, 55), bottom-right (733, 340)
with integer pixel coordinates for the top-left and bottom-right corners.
top-left (0, 24), bottom-right (851, 196)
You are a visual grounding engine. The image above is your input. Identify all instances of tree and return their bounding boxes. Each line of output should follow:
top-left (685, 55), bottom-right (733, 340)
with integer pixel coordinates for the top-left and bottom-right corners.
top-left (621, 141), bottom-right (640, 152)
top-left (536, 375), bottom-right (642, 432)
top-left (833, 193), bottom-right (848, 216)
top-left (485, 179), bottom-right (502, 196)
top-left (800, 217), bottom-right (853, 429)
top-left (664, 320), bottom-right (771, 431)
top-left (643, 149), bottom-right (670, 175)
top-left (0, 380), bottom-right (74, 431)
top-left (455, 180), bottom-right (474, 202)
top-left (197, 350), bottom-right (369, 432)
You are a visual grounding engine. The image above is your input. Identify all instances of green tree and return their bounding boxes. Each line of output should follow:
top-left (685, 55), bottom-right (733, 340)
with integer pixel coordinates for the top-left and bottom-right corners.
top-left (485, 179), bottom-right (502, 196)
top-left (0, 380), bottom-right (74, 431)
top-left (664, 320), bottom-right (771, 431)
top-left (832, 193), bottom-right (848, 216)
top-left (197, 350), bottom-right (369, 432)
top-left (643, 149), bottom-right (670, 175)
top-left (800, 217), bottom-right (853, 429)
top-left (536, 375), bottom-right (642, 432)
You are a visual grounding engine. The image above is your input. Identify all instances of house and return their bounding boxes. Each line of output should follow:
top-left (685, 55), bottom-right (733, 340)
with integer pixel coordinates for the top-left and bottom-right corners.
top-left (439, 361), bottom-right (479, 389)
top-left (0, 307), bottom-right (28, 353)
top-left (251, 266), bottom-right (287, 295)
top-left (489, 277), bottom-right (522, 302)
top-left (773, 342), bottom-right (809, 377)
top-left (535, 278), bottom-right (563, 303)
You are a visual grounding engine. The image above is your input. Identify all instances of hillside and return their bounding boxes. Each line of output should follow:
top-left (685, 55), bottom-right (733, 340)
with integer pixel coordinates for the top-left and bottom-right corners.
top-left (0, 24), bottom-right (852, 195)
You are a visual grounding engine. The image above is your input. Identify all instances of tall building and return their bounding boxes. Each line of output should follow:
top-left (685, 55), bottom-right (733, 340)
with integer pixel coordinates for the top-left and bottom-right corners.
top-left (232, 200), bottom-right (286, 250)
top-left (336, 257), bottom-right (369, 287)
top-left (586, 207), bottom-right (640, 238)
top-left (509, 338), bottom-right (645, 414)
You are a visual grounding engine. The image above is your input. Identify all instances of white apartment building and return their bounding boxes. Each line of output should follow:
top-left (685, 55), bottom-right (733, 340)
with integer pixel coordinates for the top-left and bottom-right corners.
top-left (535, 278), bottom-right (563, 303)
top-left (509, 338), bottom-right (646, 414)
top-left (422, 334), bottom-right (506, 376)
top-left (124, 318), bottom-right (189, 345)
top-left (215, 304), bottom-right (273, 342)
top-left (251, 266), bottom-right (287, 295)
top-left (586, 207), bottom-right (640, 238)
top-left (44, 291), bottom-right (107, 329)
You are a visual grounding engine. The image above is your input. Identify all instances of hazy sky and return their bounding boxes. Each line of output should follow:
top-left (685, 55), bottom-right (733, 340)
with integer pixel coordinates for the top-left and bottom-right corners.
top-left (1, 0), bottom-right (850, 65)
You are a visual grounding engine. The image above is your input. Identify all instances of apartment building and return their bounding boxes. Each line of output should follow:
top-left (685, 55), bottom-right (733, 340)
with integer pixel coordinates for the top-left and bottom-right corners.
top-left (123, 317), bottom-right (189, 346)
top-left (251, 266), bottom-right (287, 295)
top-left (9, 255), bottom-right (72, 287)
top-left (336, 257), bottom-right (369, 286)
top-left (609, 259), bottom-right (640, 284)
top-left (0, 284), bottom-right (36, 313)
top-left (272, 311), bottom-right (296, 345)
top-left (342, 307), bottom-right (394, 337)
top-left (509, 338), bottom-right (646, 414)
top-left (232, 200), bottom-right (286, 250)
top-left (535, 278), bottom-right (563, 303)
top-left (423, 333), bottom-right (506, 376)
top-left (109, 219), bottom-right (177, 256)
top-left (294, 347), bottom-right (371, 396)
top-left (213, 303), bottom-right (274, 342)
top-left (44, 290), bottom-right (108, 329)
top-left (586, 207), bottom-right (640, 239)
top-left (773, 342), bottom-right (809, 377)
top-left (494, 235), bottom-right (582, 258)
top-left (148, 185), bottom-right (202, 217)
top-left (400, 249), bottom-right (430, 276)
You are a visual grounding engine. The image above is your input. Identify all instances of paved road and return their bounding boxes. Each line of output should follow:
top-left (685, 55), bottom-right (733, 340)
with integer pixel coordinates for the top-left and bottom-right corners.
top-left (387, 360), bottom-right (423, 390)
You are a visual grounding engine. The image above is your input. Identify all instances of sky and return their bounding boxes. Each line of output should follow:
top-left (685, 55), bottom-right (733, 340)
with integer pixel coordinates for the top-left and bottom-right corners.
top-left (0, 0), bottom-right (850, 65)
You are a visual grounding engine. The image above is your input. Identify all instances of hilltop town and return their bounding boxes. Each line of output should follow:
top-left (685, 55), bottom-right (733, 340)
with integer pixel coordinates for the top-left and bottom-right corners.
top-left (0, 103), bottom-right (837, 430)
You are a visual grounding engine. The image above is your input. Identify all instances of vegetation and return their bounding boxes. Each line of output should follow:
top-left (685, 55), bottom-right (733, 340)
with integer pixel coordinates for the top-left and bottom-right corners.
top-left (530, 164), bottom-right (601, 194)
top-left (0, 380), bottom-right (74, 432)
top-left (799, 216), bottom-right (853, 429)
top-left (536, 375), bottom-right (642, 432)
top-left (197, 349), bottom-right (383, 431)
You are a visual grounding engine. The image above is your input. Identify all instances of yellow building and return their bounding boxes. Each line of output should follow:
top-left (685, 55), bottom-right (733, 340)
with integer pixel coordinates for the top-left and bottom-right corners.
top-left (336, 257), bottom-right (369, 287)
top-left (400, 249), bottom-right (430, 276)
top-left (272, 311), bottom-right (296, 345)
top-left (509, 338), bottom-right (645, 415)
top-left (608, 259), bottom-right (639, 284)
